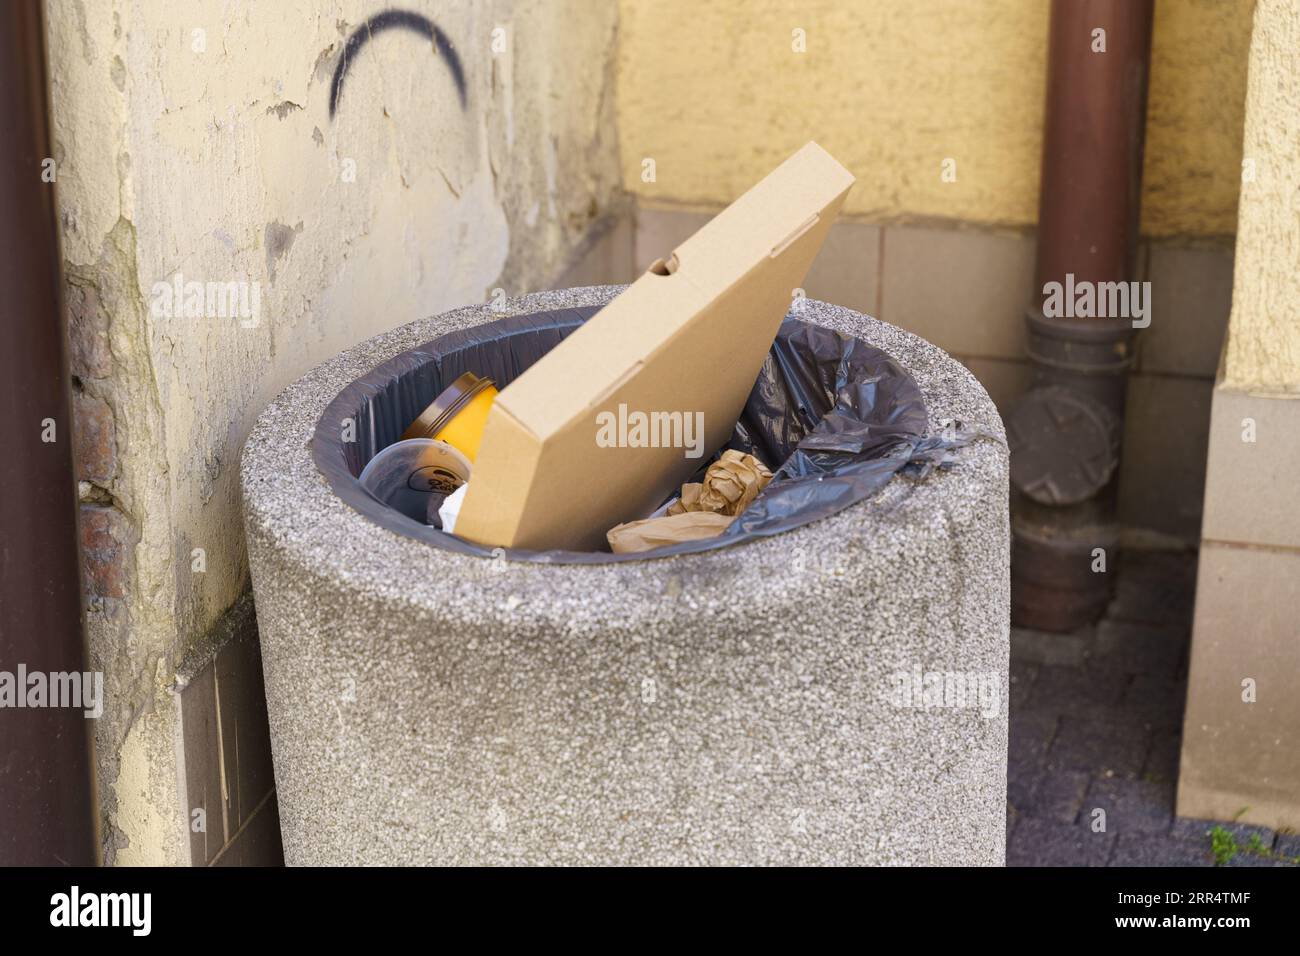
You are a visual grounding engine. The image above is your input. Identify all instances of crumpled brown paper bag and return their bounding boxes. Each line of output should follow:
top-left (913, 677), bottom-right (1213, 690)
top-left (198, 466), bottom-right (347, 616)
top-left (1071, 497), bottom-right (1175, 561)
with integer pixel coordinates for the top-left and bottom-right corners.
top-left (606, 511), bottom-right (736, 554)
top-left (607, 450), bottom-right (773, 554)
top-left (668, 450), bottom-right (773, 517)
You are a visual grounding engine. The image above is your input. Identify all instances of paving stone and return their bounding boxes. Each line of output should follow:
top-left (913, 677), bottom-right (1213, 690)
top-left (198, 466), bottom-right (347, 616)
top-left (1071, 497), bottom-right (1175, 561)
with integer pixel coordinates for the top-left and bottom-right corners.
top-left (1009, 708), bottom-right (1058, 766)
top-left (1106, 551), bottom-right (1197, 629)
top-left (1169, 816), bottom-right (1296, 867)
top-left (1119, 673), bottom-right (1188, 731)
top-left (1170, 817), bottom-right (1274, 848)
top-left (1224, 852), bottom-right (1291, 867)
top-left (1007, 762), bottom-right (1039, 814)
top-left (1141, 730), bottom-right (1182, 785)
top-left (1023, 769), bottom-right (1089, 825)
top-left (1084, 777), bottom-right (1175, 834)
top-left (1003, 549), bottom-right (1217, 867)
top-left (1028, 664), bottom-right (1129, 722)
top-left (1009, 659), bottom-right (1037, 710)
top-left (1011, 626), bottom-right (1091, 667)
top-left (1048, 716), bottom-right (1148, 777)
top-left (1007, 816), bottom-right (1114, 867)
top-left (1272, 833), bottom-right (1300, 864)
top-left (1110, 832), bottom-right (1213, 867)
top-left (1085, 620), bottom-right (1188, 682)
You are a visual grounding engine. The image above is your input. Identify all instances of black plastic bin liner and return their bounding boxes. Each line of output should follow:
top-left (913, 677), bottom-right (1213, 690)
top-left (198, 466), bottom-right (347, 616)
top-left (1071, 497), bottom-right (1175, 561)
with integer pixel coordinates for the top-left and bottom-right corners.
top-left (313, 306), bottom-right (947, 563)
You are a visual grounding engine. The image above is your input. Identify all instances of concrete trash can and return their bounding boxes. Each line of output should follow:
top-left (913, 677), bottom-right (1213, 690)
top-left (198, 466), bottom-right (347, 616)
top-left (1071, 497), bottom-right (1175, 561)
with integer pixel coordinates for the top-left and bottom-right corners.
top-left (241, 285), bottom-right (1010, 865)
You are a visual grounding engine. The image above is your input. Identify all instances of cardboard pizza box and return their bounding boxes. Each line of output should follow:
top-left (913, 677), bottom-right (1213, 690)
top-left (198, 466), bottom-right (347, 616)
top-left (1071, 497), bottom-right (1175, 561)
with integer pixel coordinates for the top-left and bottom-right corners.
top-left (454, 141), bottom-right (855, 551)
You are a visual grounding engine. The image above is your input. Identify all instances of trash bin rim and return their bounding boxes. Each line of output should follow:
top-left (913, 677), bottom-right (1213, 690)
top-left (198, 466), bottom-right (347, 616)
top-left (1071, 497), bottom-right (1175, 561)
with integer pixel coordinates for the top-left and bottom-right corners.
top-left (307, 300), bottom-right (937, 564)
top-left (240, 286), bottom-right (1008, 611)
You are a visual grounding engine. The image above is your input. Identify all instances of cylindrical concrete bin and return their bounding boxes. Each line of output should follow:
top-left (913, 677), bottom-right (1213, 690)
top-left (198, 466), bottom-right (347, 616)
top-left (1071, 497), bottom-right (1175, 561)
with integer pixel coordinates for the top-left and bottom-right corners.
top-left (241, 286), bottom-right (1010, 865)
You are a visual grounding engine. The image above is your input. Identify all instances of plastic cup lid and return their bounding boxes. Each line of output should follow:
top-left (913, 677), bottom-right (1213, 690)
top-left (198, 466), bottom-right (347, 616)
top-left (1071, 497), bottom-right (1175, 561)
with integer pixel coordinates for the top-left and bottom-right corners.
top-left (402, 371), bottom-right (496, 442)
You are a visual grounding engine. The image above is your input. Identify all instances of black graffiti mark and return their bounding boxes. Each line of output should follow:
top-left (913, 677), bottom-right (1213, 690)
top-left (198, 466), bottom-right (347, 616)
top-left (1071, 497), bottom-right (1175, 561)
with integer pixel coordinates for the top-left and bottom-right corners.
top-left (329, 9), bottom-right (468, 120)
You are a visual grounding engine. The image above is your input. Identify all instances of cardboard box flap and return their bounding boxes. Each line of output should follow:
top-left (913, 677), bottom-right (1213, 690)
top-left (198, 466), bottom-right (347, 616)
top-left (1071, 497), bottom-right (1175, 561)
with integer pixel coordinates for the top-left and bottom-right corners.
top-left (497, 143), bottom-right (853, 439)
top-left (672, 142), bottom-right (854, 298)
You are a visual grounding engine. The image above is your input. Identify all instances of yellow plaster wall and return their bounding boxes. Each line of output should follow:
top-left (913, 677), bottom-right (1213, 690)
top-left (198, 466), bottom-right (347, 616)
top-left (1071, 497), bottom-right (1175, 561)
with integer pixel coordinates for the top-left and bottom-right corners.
top-left (1223, 0), bottom-right (1300, 391)
top-left (616, 0), bottom-right (1254, 236)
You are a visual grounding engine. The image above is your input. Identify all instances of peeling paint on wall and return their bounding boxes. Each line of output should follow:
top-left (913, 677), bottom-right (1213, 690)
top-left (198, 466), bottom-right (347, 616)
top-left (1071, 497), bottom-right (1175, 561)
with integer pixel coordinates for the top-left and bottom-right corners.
top-left (47, 0), bottom-right (622, 864)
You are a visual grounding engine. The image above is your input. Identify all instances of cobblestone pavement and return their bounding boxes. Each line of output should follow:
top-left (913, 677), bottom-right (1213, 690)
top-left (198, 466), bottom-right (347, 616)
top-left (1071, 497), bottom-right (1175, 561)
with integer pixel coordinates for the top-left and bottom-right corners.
top-left (1006, 550), bottom-right (1299, 867)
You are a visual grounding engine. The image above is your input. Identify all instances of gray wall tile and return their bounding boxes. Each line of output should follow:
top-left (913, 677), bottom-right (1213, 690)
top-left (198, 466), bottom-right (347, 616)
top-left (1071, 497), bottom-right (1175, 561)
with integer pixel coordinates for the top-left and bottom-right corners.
top-left (879, 224), bottom-right (1035, 360)
top-left (1118, 374), bottom-right (1214, 542)
top-left (1200, 386), bottom-right (1300, 551)
top-left (633, 206), bottom-right (712, 274)
top-left (555, 215), bottom-right (635, 289)
top-left (634, 208), bottom-right (880, 313)
top-left (1140, 244), bottom-right (1234, 377)
top-left (956, 356), bottom-right (1030, 417)
top-left (1179, 542), bottom-right (1300, 831)
top-left (801, 222), bottom-right (880, 315)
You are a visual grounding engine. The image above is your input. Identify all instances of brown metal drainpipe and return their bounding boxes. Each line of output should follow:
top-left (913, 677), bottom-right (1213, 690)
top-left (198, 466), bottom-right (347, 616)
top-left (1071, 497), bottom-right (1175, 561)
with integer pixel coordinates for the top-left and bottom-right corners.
top-left (1007, 0), bottom-right (1154, 632)
top-left (0, 0), bottom-right (98, 865)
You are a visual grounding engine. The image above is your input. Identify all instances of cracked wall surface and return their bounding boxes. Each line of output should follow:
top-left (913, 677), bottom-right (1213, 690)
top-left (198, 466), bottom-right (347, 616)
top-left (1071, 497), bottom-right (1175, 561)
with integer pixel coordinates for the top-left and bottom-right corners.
top-left (47, 0), bottom-right (621, 864)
